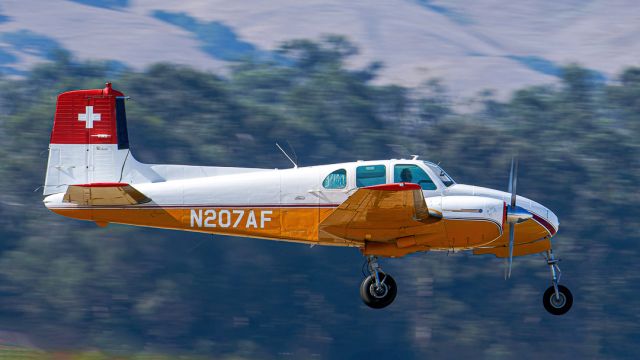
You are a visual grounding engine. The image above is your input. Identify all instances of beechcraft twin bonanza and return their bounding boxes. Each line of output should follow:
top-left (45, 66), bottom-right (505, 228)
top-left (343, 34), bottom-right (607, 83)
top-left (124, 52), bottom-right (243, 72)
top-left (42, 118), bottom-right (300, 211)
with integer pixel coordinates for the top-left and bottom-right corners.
top-left (44, 83), bottom-right (573, 315)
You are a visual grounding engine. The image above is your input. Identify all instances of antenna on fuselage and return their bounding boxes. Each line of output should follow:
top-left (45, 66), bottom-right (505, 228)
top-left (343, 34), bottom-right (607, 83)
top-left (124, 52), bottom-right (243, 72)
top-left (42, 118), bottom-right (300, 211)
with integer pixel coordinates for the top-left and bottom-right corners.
top-left (286, 140), bottom-right (299, 166)
top-left (276, 142), bottom-right (298, 168)
top-left (411, 155), bottom-right (419, 160)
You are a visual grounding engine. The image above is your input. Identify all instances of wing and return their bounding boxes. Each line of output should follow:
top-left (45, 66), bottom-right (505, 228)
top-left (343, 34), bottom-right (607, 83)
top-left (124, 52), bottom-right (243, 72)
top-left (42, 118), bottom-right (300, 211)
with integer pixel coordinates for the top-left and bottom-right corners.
top-left (319, 183), bottom-right (438, 242)
top-left (63, 182), bottom-right (151, 206)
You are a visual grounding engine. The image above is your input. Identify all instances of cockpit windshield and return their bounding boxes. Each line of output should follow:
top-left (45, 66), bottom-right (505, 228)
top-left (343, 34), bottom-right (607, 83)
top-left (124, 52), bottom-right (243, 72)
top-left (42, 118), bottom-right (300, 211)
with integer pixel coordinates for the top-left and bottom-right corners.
top-left (424, 161), bottom-right (455, 187)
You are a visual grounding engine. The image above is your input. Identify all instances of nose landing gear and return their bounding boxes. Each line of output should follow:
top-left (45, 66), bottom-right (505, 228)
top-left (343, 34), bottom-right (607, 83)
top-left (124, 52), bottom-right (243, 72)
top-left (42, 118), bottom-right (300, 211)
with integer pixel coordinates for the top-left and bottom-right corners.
top-left (360, 256), bottom-right (397, 309)
top-left (542, 250), bottom-right (573, 315)
top-left (357, 251), bottom-right (573, 314)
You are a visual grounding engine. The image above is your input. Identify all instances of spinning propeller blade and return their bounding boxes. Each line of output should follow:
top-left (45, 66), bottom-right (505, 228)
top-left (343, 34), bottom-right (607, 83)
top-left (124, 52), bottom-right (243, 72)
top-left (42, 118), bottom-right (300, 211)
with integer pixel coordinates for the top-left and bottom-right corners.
top-left (506, 222), bottom-right (515, 279)
top-left (505, 158), bottom-right (518, 279)
top-left (509, 158), bottom-right (518, 208)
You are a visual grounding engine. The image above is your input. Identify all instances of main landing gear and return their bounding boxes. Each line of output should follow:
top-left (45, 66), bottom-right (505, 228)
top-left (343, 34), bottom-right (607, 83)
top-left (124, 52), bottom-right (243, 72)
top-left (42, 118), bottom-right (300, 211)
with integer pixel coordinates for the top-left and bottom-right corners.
top-left (358, 251), bottom-right (573, 314)
top-left (542, 250), bottom-right (573, 315)
top-left (360, 256), bottom-right (397, 309)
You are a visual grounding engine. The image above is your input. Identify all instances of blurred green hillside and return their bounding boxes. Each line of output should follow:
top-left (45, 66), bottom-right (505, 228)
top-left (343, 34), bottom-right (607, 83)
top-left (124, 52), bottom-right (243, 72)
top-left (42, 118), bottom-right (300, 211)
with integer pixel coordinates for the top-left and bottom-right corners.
top-left (0, 37), bottom-right (638, 359)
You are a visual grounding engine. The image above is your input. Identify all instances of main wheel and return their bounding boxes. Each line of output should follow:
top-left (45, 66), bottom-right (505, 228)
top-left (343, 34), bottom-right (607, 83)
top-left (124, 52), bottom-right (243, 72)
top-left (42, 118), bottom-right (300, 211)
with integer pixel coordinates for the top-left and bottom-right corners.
top-left (543, 285), bottom-right (573, 315)
top-left (360, 273), bottom-right (397, 309)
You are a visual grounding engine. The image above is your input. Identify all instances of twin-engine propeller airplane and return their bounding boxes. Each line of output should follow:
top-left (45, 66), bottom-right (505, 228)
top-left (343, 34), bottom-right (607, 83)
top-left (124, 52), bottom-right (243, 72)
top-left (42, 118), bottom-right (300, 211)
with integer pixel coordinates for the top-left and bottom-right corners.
top-left (44, 83), bottom-right (573, 315)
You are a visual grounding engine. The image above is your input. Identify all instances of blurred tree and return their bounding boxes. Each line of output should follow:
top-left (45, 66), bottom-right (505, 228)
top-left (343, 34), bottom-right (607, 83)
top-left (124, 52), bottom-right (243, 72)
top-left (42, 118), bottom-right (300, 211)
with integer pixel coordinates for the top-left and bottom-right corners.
top-left (607, 67), bottom-right (640, 134)
top-left (0, 38), bottom-right (638, 358)
top-left (416, 79), bottom-right (451, 124)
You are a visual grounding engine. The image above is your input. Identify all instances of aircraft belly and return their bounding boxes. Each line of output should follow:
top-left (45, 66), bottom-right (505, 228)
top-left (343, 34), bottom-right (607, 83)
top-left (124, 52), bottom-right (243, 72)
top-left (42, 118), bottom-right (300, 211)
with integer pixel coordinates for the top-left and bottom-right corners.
top-left (48, 201), bottom-right (549, 255)
top-left (473, 238), bottom-right (551, 258)
top-left (485, 220), bottom-right (550, 248)
top-left (49, 206), bottom-right (350, 246)
top-left (442, 218), bottom-right (502, 248)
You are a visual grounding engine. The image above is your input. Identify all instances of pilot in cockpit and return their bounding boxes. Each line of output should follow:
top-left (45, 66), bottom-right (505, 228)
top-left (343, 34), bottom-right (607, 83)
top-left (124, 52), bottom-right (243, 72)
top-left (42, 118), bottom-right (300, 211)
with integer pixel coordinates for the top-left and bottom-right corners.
top-left (400, 168), bottom-right (413, 183)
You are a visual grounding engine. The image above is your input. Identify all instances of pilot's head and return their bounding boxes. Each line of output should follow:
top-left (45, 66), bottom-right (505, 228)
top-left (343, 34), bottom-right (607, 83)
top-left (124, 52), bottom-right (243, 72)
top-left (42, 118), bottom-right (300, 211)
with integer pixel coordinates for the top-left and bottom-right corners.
top-left (400, 168), bottom-right (412, 182)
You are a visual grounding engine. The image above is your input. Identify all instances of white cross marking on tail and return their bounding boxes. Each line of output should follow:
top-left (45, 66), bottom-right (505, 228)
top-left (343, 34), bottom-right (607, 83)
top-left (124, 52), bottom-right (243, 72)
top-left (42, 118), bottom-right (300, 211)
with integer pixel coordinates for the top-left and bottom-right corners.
top-left (78, 106), bottom-right (101, 129)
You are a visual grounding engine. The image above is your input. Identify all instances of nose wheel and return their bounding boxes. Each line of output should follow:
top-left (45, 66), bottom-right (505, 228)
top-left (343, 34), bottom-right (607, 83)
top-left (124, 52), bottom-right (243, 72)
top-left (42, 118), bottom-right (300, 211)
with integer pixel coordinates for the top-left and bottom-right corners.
top-left (360, 256), bottom-right (397, 309)
top-left (542, 250), bottom-right (573, 315)
top-left (543, 285), bottom-right (573, 315)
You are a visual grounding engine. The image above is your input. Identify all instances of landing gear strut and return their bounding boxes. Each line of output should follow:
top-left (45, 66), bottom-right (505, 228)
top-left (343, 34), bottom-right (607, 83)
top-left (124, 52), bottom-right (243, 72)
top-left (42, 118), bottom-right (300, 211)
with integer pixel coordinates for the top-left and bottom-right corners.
top-left (542, 249), bottom-right (573, 315)
top-left (360, 256), bottom-right (397, 309)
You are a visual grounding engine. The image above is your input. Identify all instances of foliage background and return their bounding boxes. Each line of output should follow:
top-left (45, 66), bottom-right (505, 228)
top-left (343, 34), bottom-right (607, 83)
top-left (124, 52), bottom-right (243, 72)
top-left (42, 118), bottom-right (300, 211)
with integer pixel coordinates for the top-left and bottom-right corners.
top-left (0, 37), bottom-right (638, 358)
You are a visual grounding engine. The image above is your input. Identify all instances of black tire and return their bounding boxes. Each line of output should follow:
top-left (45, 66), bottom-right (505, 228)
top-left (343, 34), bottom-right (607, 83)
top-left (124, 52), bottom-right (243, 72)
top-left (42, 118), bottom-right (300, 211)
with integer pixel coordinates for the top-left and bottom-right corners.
top-left (360, 273), bottom-right (397, 309)
top-left (543, 285), bottom-right (573, 315)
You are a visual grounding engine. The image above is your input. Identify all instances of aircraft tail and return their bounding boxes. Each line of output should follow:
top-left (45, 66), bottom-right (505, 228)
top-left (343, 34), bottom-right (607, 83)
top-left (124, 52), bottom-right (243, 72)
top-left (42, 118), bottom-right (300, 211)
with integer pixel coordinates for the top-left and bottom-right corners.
top-left (44, 83), bottom-right (269, 196)
top-left (44, 82), bottom-right (133, 195)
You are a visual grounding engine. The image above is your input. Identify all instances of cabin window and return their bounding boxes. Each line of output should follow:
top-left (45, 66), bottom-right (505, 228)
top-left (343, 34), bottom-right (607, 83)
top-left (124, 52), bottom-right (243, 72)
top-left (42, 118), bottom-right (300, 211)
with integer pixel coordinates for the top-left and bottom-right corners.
top-left (394, 164), bottom-right (437, 190)
top-left (356, 165), bottom-right (387, 187)
top-left (322, 169), bottom-right (347, 189)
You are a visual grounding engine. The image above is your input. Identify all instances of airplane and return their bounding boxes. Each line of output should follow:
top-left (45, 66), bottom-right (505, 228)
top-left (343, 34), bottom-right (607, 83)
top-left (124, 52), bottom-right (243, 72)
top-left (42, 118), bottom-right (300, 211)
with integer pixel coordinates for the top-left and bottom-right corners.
top-left (43, 83), bottom-right (573, 315)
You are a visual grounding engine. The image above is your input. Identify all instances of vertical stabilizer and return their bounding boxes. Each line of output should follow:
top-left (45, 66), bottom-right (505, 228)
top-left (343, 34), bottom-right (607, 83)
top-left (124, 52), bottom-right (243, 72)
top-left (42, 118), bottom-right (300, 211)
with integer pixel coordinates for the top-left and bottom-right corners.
top-left (44, 83), bottom-right (131, 195)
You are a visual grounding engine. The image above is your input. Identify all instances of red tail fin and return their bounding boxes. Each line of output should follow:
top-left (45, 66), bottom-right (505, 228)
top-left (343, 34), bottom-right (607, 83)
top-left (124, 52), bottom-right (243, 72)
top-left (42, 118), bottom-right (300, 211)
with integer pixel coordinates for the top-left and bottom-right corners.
top-left (44, 83), bottom-right (131, 195)
top-left (50, 82), bottom-right (128, 148)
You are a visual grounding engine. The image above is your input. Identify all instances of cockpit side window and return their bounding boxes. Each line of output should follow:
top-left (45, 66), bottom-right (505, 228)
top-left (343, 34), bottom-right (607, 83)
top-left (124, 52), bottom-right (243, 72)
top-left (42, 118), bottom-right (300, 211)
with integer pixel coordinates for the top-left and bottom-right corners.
top-left (394, 164), bottom-right (437, 190)
top-left (356, 165), bottom-right (386, 187)
top-left (322, 169), bottom-right (347, 189)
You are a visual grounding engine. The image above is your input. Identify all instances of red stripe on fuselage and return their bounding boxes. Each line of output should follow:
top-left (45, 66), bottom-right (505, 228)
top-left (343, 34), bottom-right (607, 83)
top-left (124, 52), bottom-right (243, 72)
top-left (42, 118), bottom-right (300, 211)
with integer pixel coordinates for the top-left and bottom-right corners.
top-left (47, 203), bottom-right (343, 210)
top-left (532, 213), bottom-right (556, 236)
top-left (364, 182), bottom-right (421, 191)
top-left (74, 182), bottom-right (130, 188)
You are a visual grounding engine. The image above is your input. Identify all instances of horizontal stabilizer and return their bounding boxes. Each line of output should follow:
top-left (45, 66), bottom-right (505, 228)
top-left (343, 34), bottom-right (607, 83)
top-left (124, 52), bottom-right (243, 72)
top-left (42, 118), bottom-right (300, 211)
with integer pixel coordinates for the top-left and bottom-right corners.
top-left (63, 183), bottom-right (151, 206)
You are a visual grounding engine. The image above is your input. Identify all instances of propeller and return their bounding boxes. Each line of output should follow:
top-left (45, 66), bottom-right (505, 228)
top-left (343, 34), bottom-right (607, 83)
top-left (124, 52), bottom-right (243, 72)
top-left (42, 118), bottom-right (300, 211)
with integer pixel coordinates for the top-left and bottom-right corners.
top-left (504, 158), bottom-right (532, 279)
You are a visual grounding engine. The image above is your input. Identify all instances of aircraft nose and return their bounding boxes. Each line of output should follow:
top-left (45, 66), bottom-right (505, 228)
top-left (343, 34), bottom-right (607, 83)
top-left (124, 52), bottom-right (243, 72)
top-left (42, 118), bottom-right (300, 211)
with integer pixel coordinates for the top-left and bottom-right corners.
top-left (547, 208), bottom-right (560, 234)
top-left (445, 184), bottom-right (560, 236)
top-left (527, 200), bottom-right (559, 237)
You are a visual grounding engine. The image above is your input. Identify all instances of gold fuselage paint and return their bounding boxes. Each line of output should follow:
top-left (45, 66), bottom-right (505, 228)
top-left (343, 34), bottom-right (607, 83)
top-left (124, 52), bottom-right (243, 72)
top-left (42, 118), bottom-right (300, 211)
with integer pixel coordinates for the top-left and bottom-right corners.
top-left (50, 205), bottom-right (551, 255)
